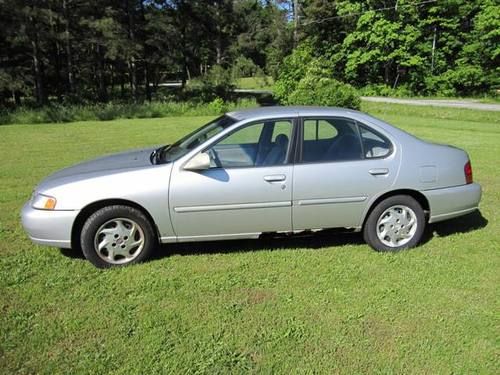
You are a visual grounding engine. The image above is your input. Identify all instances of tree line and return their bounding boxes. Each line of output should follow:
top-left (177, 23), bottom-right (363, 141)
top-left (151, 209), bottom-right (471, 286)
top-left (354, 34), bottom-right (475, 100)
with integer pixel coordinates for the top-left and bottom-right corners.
top-left (0, 0), bottom-right (292, 106)
top-left (296, 0), bottom-right (498, 97)
top-left (0, 0), bottom-right (498, 108)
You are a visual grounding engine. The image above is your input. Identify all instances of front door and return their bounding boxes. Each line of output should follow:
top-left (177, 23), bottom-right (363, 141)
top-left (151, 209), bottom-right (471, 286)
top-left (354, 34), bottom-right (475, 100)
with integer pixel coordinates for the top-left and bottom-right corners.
top-left (169, 118), bottom-right (295, 241)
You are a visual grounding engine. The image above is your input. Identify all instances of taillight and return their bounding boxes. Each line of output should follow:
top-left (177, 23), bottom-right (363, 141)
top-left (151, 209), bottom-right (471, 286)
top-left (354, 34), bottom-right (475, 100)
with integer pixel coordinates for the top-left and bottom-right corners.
top-left (464, 161), bottom-right (473, 184)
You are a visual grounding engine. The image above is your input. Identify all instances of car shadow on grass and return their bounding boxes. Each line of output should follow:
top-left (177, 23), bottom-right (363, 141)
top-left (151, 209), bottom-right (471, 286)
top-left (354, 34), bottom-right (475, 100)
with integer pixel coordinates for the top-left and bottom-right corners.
top-left (154, 230), bottom-right (366, 259)
top-left (60, 210), bottom-right (488, 261)
top-left (59, 229), bottom-right (366, 261)
top-left (158, 210), bottom-right (488, 257)
top-left (422, 209), bottom-right (488, 244)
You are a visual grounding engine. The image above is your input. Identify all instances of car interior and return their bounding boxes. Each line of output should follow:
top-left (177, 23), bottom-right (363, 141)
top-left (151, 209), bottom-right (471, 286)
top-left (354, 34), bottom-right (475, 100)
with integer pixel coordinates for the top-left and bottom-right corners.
top-left (210, 120), bottom-right (292, 168)
top-left (302, 118), bottom-right (363, 162)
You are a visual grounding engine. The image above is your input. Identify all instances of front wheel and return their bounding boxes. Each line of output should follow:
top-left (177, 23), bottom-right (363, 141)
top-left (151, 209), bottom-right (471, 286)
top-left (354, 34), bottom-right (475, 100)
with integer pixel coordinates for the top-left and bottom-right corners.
top-left (363, 195), bottom-right (425, 252)
top-left (80, 205), bottom-right (157, 268)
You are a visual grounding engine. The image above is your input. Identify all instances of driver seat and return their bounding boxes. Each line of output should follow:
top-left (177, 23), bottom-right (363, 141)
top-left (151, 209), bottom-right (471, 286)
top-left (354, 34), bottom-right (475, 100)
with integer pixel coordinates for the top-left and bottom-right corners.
top-left (261, 134), bottom-right (289, 166)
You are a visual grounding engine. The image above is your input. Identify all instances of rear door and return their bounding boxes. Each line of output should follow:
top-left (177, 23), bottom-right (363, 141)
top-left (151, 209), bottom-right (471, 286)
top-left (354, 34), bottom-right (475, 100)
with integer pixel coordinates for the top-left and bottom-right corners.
top-left (292, 117), bottom-right (398, 230)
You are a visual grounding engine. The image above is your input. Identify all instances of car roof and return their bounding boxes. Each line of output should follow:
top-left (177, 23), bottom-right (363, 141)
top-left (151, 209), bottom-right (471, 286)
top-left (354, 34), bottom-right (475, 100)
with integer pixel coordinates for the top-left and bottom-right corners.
top-left (226, 106), bottom-right (361, 121)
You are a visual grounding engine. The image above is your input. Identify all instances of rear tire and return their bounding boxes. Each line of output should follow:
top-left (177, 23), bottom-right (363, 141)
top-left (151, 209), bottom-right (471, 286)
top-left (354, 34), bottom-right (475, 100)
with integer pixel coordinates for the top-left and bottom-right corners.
top-left (363, 195), bottom-right (425, 252)
top-left (80, 205), bottom-right (157, 268)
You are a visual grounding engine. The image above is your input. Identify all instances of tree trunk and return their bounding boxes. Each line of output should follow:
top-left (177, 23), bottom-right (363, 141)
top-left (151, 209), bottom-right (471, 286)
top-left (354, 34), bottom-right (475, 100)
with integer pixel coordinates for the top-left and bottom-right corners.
top-left (53, 41), bottom-right (63, 101)
top-left (110, 64), bottom-right (115, 94)
top-left (181, 55), bottom-right (187, 88)
top-left (214, 2), bottom-right (223, 65)
top-left (153, 66), bottom-right (159, 89)
top-left (96, 44), bottom-right (107, 102)
top-left (384, 62), bottom-right (391, 85)
top-left (140, 0), bottom-right (151, 101)
top-left (28, 8), bottom-right (46, 105)
top-left (14, 91), bottom-right (22, 106)
top-left (128, 57), bottom-right (137, 100)
top-left (63, 0), bottom-right (74, 94)
top-left (120, 68), bottom-right (125, 98)
top-left (216, 38), bottom-right (222, 65)
top-left (144, 64), bottom-right (151, 101)
top-left (181, 25), bottom-right (188, 88)
top-left (293, 0), bottom-right (299, 47)
top-left (126, 0), bottom-right (138, 101)
top-left (48, 2), bottom-right (63, 101)
top-left (31, 39), bottom-right (46, 105)
top-left (431, 25), bottom-right (437, 73)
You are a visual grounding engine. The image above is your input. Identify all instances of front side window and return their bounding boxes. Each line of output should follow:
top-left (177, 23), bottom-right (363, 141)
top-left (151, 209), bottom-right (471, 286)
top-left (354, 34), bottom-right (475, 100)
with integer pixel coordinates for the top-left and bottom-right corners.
top-left (302, 118), bottom-right (362, 162)
top-left (158, 115), bottom-right (236, 163)
top-left (207, 119), bottom-right (293, 168)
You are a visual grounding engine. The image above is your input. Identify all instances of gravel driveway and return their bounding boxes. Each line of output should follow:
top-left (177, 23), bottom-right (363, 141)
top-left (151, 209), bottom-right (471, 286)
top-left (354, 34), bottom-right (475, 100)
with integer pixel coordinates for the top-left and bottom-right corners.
top-left (362, 96), bottom-right (500, 112)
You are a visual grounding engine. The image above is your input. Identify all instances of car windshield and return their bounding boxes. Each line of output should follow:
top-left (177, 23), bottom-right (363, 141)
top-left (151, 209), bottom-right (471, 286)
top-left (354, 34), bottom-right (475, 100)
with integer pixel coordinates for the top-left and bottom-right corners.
top-left (155, 115), bottom-right (237, 163)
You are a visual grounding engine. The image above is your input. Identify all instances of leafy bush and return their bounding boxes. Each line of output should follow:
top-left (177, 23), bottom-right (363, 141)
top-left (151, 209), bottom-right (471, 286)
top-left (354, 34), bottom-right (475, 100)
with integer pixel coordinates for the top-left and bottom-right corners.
top-left (426, 64), bottom-right (487, 97)
top-left (275, 48), bottom-right (360, 110)
top-left (273, 44), bottom-right (314, 103)
top-left (231, 56), bottom-right (259, 78)
top-left (287, 76), bottom-right (361, 109)
top-left (187, 65), bottom-right (235, 102)
top-left (207, 97), bottom-right (227, 114)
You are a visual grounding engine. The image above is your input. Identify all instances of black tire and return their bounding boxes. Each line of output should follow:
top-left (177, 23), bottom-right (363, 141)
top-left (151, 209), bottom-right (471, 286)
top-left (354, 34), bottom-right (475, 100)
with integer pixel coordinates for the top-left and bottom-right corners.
top-left (80, 205), bottom-right (157, 268)
top-left (363, 195), bottom-right (425, 252)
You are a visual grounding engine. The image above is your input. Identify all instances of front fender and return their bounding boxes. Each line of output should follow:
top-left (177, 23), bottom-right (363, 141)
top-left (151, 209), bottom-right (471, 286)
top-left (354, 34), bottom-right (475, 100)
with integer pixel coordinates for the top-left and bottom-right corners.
top-left (39, 164), bottom-right (175, 239)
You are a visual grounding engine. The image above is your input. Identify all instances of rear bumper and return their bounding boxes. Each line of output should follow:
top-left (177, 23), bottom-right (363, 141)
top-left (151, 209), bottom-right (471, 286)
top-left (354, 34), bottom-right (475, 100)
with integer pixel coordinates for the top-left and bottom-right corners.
top-left (21, 202), bottom-right (79, 248)
top-left (423, 183), bottom-right (482, 223)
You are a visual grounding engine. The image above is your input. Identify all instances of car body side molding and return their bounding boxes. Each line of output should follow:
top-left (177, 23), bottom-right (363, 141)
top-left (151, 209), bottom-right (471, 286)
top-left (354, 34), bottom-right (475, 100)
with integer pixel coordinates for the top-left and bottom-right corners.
top-left (174, 201), bottom-right (291, 213)
top-left (296, 196), bottom-right (367, 206)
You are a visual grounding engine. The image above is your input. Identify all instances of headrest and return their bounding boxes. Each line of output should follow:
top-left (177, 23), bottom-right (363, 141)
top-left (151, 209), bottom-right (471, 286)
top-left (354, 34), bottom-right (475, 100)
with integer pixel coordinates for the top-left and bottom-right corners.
top-left (274, 134), bottom-right (289, 147)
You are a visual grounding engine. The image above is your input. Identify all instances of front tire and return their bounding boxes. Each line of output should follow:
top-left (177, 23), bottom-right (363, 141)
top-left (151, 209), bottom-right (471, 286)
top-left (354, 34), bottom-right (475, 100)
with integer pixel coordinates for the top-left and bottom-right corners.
top-left (80, 205), bottom-right (157, 268)
top-left (363, 195), bottom-right (425, 252)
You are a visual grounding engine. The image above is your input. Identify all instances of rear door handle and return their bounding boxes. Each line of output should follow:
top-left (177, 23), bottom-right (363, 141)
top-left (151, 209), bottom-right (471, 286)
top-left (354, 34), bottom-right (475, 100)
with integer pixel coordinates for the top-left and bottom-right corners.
top-left (369, 168), bottom-right (389, 176)
top-left (264, 174), bottom-right (286, 182)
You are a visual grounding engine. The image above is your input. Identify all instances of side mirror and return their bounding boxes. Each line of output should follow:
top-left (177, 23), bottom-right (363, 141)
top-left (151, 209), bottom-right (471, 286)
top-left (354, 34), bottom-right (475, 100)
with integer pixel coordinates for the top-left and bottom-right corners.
top-left (184, 152), bottom-right (211, 171)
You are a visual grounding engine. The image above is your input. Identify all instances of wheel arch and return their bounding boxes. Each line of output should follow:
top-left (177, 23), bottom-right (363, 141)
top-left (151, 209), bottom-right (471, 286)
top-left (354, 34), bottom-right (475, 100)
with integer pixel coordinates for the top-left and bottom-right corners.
top-left (71, 199), bottom-right (160, 250)
top-left (361, 189), bottom-right (430, 229)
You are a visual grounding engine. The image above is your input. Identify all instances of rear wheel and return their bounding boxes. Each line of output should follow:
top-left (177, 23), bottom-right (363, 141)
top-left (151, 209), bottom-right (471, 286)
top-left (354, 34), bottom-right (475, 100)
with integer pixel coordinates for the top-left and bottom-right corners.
top-left (363, 195), bottom-right (425, 252)
top-left (80, 205), bottom-right (156, 268)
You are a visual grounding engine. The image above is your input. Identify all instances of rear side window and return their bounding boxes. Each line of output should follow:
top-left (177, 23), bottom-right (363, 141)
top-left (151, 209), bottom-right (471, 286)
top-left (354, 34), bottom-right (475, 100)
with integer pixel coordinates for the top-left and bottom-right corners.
top-left (303, 119), bottom-right (338, 141)
top-left (359, 126), bottom-right (392, 158)
top-left (301, 118), bottom-right (362, 162)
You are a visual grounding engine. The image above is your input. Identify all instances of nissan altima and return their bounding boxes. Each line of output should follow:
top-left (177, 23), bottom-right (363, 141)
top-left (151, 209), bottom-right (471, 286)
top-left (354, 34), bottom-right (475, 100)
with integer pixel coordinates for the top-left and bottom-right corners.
top-left (22, 106), bottom-right (482, 268)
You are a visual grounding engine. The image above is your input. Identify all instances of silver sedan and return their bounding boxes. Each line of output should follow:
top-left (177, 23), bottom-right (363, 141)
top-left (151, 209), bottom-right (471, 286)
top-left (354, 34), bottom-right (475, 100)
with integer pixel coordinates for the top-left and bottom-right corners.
top-left (22, 106), bottom-right (482, 268)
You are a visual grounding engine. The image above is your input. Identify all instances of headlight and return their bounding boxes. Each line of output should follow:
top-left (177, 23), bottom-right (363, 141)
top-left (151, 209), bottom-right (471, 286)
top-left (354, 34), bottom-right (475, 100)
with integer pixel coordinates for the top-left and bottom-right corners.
top-left (32, 193), bottom-right (57, 210)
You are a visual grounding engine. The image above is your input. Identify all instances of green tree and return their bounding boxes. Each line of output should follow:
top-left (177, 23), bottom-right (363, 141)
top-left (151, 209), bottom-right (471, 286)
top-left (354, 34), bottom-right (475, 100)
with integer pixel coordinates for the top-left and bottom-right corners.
top-left (342, 8), bottom-right (423, 89)
top-left (273, 42), bottom-right (314, 102)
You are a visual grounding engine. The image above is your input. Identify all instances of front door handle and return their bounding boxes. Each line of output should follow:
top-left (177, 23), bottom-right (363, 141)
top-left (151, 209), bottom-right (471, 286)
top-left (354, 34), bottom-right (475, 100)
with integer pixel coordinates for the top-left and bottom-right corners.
top-left (264, 174), bottom-right (286, 182)
top-left (369, 168), bottom-right (389, 176)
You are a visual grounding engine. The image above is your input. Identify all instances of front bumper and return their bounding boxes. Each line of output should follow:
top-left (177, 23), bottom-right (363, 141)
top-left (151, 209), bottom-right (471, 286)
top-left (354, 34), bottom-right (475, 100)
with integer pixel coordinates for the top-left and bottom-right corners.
top-left (423, 183), bottom-right (482, 223)
top-left (21, 202), bottom-right (80, 248)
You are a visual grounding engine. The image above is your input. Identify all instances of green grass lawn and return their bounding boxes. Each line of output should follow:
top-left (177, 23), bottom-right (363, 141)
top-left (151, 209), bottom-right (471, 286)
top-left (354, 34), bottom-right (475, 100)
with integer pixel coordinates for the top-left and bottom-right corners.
top-left (236, 76), bottom-right (274, 91)
top-left (1, 104), bottom-right (499, 373)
